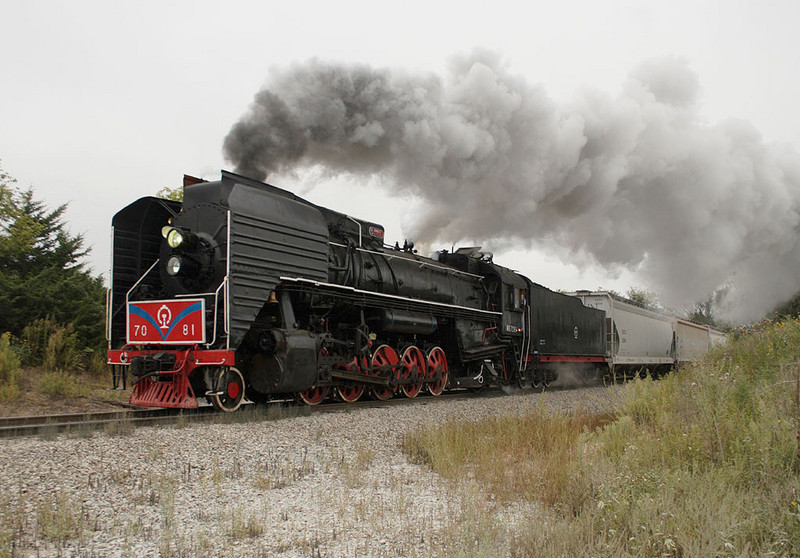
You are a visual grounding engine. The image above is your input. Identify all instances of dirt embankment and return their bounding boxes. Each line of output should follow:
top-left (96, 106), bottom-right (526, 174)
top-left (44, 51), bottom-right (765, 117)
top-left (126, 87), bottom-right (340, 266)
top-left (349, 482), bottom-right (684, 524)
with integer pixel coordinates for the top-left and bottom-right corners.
top-left (0, 367), bottom-right (129, 417)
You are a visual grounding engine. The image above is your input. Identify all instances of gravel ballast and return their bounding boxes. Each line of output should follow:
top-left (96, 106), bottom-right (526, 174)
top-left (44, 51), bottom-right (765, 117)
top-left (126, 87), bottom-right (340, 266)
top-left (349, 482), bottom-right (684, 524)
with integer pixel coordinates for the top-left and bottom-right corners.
top-left (0, 385), bottom-right (620, 557)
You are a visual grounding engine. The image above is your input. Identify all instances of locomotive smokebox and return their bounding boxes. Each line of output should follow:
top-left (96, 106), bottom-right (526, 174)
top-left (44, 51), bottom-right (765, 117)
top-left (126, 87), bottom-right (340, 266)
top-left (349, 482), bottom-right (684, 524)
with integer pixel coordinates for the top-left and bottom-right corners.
top-left (374, 309), bottom-right (438, 335)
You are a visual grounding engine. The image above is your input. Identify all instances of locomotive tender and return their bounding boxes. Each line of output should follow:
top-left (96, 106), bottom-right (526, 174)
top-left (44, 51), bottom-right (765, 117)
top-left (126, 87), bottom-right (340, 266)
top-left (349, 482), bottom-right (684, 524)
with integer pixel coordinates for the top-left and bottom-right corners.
top-left (106, 171), bottom-right (608, 410)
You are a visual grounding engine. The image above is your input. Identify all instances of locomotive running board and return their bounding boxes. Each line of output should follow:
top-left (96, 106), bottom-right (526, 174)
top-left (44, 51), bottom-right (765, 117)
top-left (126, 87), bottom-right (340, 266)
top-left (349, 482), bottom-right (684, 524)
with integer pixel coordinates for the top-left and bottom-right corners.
top-left (461, 344), bottom-right (508, 361)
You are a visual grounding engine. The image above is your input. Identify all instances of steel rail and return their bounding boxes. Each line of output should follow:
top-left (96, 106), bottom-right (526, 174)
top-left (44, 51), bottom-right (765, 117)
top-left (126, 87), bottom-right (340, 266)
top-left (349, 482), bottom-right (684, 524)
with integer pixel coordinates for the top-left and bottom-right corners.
top-left (0, 388), bottom-right (506, 440)
top-left (0, 407), bottom-right (215, 440)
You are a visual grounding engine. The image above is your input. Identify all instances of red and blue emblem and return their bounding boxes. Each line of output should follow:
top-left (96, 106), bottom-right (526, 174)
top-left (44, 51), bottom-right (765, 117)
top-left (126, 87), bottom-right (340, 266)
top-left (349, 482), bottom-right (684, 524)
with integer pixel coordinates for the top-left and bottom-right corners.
top-left (127, 299), bottom-right (206, 345)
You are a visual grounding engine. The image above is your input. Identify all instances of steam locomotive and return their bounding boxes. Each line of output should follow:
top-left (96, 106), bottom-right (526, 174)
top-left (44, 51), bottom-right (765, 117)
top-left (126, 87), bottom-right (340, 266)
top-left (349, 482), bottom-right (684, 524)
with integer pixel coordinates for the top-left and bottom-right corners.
top-left (106, 171), bottom-right (608, 411)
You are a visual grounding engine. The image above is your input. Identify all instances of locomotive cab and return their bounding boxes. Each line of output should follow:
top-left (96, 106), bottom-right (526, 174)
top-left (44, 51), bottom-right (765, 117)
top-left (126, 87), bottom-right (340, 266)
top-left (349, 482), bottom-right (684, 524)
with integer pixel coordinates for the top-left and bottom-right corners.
top-left (437, 247), bottom-right (530, 338)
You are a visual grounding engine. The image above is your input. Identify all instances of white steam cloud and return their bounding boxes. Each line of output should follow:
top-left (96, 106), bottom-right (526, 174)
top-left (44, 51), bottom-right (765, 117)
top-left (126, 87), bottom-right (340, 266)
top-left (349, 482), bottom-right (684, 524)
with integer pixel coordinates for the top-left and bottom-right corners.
top-left (223, 51), bottom-right (800, 322)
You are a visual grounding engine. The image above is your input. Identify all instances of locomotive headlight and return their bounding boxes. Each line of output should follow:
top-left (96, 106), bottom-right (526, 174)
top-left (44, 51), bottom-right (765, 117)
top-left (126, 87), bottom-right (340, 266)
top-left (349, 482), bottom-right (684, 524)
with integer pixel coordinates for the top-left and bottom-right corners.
top-left (166, 228), bottom-right (184, 248)
top-left (161, 225), bottom-right (205, 283)
top-left (165, 254), bottom-right (200, 277)
top-left (166, 255), bottom-right (183, 276)
top-left (161, 226), bottom-right (199, 251)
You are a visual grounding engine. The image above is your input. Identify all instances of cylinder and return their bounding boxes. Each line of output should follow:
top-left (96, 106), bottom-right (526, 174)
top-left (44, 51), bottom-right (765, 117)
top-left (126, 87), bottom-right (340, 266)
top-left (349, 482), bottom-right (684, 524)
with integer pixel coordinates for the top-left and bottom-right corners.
top-left (248, 330), bottom-right (317, 394)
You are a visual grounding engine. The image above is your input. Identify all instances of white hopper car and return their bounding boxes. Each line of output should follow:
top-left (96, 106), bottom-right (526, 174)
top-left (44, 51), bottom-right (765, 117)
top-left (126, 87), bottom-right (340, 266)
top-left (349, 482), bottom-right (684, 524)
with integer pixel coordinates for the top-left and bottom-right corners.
top-left (567, 291), bottom-right (726, 376)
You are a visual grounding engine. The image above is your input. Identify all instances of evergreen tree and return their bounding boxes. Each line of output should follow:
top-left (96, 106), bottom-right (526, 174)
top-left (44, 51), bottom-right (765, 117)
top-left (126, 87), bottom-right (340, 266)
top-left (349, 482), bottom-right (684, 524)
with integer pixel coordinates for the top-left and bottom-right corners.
top-left (0, 162), bottom-right (105, 349)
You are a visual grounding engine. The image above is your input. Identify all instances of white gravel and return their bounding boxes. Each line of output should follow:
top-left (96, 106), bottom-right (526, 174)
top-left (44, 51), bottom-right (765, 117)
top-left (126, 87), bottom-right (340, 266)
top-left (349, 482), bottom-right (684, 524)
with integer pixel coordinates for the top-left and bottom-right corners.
top-left (0, 385), bottom-right (620, 557)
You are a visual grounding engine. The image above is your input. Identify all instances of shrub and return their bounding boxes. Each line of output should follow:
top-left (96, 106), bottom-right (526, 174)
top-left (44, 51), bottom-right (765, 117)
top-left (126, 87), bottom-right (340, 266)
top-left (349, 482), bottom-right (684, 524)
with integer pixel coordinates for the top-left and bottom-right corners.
top-left (0, 332), bottom-right (20, 382)
top-left (85, 348), bottom-right (108, 377)
top-left (0, 332), bottom-right (20, 403)
top-left (41, 370), bottom-right (90, 398)
top-left (0, 379), bottom-right (19, 403)
top-left (20, 316), bottom-right (59, 367)
top-left (42, 323), bottom-right (81, 372)
top-left (21, 317), bottom-right (85, 372)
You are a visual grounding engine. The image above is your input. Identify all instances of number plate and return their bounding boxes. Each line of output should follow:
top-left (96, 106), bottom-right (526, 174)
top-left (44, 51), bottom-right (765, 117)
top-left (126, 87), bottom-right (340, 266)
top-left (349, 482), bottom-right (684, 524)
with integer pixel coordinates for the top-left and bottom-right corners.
top-left (127, 299), bottom-right (206, 345)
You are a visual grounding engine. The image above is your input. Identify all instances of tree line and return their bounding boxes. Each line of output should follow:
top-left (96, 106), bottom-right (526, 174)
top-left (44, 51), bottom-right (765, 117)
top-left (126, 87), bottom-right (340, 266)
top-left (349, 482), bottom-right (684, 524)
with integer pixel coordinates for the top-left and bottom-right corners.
top-left (0, 162), bottom-right (105, 366)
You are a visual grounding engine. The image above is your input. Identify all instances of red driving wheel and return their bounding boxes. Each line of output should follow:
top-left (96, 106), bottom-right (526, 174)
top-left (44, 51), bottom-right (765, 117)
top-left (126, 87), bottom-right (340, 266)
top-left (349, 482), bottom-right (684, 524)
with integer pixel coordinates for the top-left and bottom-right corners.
top-left (336, 357), bottom-right (365, 403)
top-left (426, 346), bottom-right (448, 396)
top-left (370, 344), bottom-right (399, 401)
top-left (400, 346), bottom-right (425, 398)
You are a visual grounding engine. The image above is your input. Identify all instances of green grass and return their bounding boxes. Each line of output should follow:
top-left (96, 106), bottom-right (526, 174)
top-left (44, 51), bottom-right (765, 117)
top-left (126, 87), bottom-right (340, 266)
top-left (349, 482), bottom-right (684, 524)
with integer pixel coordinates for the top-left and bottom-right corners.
top-left (403, 317), bottom-right (800, 556)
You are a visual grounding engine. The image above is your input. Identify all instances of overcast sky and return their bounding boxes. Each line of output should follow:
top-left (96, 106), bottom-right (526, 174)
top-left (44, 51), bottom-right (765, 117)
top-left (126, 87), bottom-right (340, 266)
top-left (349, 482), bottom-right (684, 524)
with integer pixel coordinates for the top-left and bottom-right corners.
top-left (1, 0), bottom-right (799, 302)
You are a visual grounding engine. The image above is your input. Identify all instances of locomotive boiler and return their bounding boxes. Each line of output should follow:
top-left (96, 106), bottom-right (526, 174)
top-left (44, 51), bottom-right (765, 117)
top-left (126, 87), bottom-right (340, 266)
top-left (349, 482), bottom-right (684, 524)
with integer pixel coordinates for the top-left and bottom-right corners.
top-left (106, 171), bottom-right (608, 410)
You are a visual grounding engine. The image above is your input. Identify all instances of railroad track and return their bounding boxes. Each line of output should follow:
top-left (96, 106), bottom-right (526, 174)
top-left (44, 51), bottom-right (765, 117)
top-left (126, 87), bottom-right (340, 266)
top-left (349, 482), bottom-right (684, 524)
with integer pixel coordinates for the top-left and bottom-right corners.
top-left (0, 389), bottom-right (494, 440)
top-left (0, 407), bottom-right (218, 439)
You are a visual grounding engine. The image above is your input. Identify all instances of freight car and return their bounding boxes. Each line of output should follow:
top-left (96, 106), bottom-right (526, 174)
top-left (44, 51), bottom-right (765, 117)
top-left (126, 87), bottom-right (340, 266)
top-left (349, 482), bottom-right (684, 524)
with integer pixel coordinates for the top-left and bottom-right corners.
top-left (567, 291), bottom-right (725, 377)
top-left (106, 171), bottom-right (607, 410)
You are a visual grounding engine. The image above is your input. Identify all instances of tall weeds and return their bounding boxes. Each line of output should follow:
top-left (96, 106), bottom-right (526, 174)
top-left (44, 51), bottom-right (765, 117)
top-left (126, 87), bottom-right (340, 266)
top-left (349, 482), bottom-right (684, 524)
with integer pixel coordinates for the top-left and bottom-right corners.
top-left (404, 407), bottom-right (611, 513)
top-left (21, 316), bottom-right (83, 371)
top-left (42, 324), bottom-right (81, 372)
top-left (20, 316), bottom-right (59, 367)
top-left (404, 318), bottom-right (800, 556)
top-left (16, 317), bottom-right (95, 398)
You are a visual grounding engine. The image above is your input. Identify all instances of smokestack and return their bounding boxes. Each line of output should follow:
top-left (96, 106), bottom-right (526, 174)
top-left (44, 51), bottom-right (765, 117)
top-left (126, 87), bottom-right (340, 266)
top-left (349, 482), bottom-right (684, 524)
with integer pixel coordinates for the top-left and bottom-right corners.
top-left (223, 51), bottom-right (800, 322)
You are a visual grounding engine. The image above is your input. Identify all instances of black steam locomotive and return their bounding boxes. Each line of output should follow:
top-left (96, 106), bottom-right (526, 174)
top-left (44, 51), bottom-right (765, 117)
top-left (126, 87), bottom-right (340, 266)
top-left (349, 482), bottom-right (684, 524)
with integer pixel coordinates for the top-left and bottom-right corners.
top-left (107, 171), bottom-right (606, 411)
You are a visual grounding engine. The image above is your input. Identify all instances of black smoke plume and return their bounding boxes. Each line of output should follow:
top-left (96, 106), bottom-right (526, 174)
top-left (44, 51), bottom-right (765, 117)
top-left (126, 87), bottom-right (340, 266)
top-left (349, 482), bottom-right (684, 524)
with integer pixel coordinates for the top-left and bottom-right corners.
top-left (223, 51), bottom-right (800, 321)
